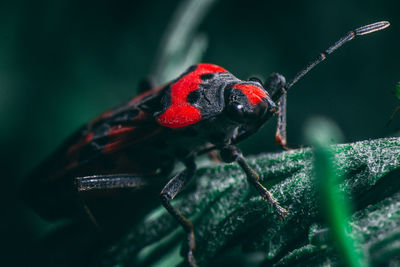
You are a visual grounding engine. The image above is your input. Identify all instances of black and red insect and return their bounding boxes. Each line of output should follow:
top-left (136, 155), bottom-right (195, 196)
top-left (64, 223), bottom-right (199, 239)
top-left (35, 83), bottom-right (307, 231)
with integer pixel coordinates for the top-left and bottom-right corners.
top-left (21, 21), bottom-right (389, 266)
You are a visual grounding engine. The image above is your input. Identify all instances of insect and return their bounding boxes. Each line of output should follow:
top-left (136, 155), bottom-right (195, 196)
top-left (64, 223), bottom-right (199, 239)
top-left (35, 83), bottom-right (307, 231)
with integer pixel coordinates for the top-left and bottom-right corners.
top-left (21, 21), bottom-right (389, 266)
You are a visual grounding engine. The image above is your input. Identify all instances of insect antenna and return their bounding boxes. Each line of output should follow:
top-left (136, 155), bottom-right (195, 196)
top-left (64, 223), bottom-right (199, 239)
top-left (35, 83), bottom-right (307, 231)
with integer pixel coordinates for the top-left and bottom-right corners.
top-left (272, 21), bottom-right (390, 100)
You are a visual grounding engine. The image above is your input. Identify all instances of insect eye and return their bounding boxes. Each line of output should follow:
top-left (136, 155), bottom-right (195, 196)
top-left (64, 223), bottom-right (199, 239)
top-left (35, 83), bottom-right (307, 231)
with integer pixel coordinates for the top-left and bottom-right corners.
top-left (224, 86), bottom-right (255, 122)
top-left (234, 104), bottom-right (244, 116)
top-left (227, 102), bottom-right (247, 121)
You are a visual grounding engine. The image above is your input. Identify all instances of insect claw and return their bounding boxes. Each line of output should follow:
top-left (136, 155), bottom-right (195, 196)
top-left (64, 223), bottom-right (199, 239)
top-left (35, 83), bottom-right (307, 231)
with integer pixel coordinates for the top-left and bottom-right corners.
top-left (275, 205), bottom-right (290, 220)
top-left (261, 193), bottom-right (289, 219)
top-left (267, 198), bottom-right (289, 219)
top-left (188, 250), bottom-right (197, 267)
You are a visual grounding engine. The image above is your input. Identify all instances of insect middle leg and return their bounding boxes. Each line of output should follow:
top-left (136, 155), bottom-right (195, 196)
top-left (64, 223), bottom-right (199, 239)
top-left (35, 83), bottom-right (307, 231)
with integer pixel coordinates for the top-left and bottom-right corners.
top-left (160, 157), bottom-right (197, 267)
top-left (220, 145), bottom-right (289, 219)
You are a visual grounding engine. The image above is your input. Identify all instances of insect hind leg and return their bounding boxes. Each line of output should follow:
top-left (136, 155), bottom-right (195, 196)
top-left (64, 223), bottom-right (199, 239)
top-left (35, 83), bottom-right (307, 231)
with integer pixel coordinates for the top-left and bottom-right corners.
top-left (76, 174), bottom-right (148, 192)
top-left (74, 174), bottom-right (149, 229)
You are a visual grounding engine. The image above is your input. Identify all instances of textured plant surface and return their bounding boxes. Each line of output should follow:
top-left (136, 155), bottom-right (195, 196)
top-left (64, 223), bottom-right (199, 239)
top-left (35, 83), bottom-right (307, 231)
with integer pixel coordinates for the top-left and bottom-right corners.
top-left (99, 137), bottom-right (400, 266)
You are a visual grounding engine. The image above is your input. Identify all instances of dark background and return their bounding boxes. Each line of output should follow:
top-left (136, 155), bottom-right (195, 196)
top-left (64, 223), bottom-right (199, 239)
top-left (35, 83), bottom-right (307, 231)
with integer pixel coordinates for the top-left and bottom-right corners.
top-left (1, 0), bottom-right (399, 265)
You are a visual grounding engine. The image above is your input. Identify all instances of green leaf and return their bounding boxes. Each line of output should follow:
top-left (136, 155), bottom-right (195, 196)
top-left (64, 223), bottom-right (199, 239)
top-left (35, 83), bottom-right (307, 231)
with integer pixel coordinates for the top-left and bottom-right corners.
top-left (101, 137), bottom-right (400, 266)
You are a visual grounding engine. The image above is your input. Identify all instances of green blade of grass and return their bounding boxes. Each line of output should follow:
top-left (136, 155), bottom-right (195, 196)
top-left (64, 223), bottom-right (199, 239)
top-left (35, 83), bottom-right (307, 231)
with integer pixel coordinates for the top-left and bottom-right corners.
top-left (306, 118), bottom-right (367, 267)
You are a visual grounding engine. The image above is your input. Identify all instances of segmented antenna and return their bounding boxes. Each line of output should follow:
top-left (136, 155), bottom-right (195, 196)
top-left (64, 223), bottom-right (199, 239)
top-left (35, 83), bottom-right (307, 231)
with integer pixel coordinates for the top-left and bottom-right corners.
top-left (285, 21), bottom-right (390, 90)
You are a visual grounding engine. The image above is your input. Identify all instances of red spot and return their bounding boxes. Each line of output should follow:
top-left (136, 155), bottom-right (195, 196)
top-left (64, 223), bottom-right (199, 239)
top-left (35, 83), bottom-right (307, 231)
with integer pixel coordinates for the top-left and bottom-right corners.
top-left (157, 63), bottom-right (227, 128)
top-left (232, 84), bottom-right (267, 105)
top-left (103, 127), bottom-right (163, 154)
top-left (103, 139), bottom-right (125, 154)
top-left (158, 105), bottom-right (201, 128)
top-left (107, 125), bottom-right (136, 137)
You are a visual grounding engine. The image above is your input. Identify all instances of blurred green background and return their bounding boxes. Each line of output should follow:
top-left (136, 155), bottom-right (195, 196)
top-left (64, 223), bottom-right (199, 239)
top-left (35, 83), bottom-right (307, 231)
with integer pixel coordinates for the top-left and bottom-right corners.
top-left (1, 0), bottom-right (399, 265)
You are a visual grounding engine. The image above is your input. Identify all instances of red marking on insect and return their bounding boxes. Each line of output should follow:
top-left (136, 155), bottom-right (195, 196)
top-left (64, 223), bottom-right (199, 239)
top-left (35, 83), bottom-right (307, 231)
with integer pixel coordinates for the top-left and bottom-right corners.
top-left (107, 125), bottom-right (136, 137)
top-left (103, 127), bottom-right (163, 155)
top-left (103, 139), bottom-right (128, 154)
top-left (157, 63), bottom-right (227, 128)
top-left (158, 106), bottom-right (201, 129)
top-left (102, 126), bottom-right (138, 154)
top-left (232, 84), bottom-right (267, 105)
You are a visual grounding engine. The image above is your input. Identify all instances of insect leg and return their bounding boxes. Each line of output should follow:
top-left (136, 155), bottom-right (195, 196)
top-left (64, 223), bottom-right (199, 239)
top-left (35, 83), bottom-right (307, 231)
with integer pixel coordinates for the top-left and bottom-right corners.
top-left (74, 174), bottom-right (148, 228)
top-left (264, 73), bottom-right (290, 149)
top-left (76, 174), bottom-right (148, 192)
top-left (264, 73), bottom-right (287, 149)
top-left (275, 93), bottom-right (288, 148)
top-left (264, 72), bottom-right (286, 102)
top-left (160, 157), bottom-right (197, 267)
top-left (220, 145), bottom-right (289, 219)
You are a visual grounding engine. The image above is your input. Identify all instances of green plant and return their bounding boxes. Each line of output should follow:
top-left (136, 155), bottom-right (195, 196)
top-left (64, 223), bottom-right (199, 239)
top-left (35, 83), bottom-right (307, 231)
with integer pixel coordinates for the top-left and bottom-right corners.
top-left (101, 136), bottom-right (400, 266)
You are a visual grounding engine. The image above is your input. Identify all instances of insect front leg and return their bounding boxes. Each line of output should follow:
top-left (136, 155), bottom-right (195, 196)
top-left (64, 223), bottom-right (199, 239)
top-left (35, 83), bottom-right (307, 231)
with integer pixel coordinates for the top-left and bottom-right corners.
top-left (160, 157), bottom-right (197, 267)
top-left (275, 93), bottom-right (288, 148)
top-left (220, 145), bottom-right (289, 219)
top-left (264, 73), bottom-right (289, 149)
